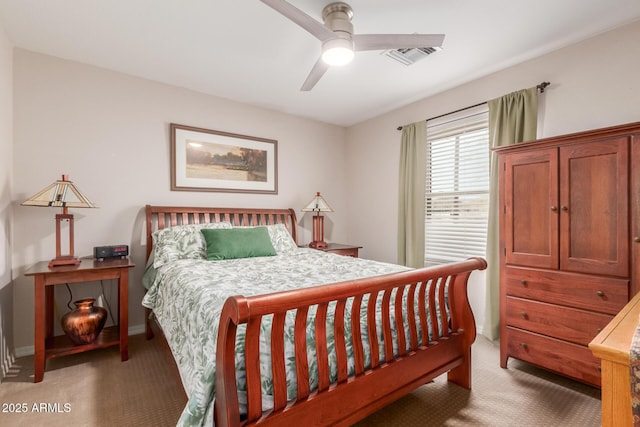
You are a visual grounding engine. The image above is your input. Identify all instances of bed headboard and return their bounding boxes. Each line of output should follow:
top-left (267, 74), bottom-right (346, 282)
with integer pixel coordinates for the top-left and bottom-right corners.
top-left (145, 205), bottom-right (298, 259)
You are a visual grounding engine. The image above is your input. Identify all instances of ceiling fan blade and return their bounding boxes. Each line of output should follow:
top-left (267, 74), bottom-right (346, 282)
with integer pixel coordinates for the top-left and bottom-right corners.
top-left (300, 57), bottom-right (330, 91)
top-left (353, 34), bottom-right (445, 51)
top-left (259, 0), bottom-right (335, 41)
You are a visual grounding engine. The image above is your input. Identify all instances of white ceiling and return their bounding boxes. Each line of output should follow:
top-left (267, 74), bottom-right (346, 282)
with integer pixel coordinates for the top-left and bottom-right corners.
top-left (1, 0), bottom-right (640, 127)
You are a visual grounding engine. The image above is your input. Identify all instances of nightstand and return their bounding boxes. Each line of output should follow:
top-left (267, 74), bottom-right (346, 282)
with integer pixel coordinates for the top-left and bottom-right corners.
top-left (309, 243), bottom-right (362, 258)
top-left (24, 257), bottom-right (134, 382)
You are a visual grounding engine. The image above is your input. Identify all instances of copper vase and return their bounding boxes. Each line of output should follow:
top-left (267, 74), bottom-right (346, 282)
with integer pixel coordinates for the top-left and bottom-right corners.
top-left (61, 298), bottom-right (107, 345)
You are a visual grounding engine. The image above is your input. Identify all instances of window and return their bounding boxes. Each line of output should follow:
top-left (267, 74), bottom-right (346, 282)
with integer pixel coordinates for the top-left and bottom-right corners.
top-left (424, 105), bottom-right (489, 266)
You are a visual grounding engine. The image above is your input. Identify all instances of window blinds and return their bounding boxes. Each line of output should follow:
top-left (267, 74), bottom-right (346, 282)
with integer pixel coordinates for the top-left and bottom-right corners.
top-left (424, 105), bottom-right (489, 266)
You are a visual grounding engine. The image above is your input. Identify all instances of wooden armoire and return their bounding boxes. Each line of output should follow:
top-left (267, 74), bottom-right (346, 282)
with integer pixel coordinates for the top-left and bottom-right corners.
top-left (496, 121), bottom-right (640, 387)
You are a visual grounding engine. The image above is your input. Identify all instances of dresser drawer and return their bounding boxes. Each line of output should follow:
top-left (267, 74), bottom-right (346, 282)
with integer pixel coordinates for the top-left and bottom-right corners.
top-left (504, 267), bottom-right (628, 315)
top-left (505, 296), bottom-right (613, 346)
top-left (505, 327), bottom-right (601, 387)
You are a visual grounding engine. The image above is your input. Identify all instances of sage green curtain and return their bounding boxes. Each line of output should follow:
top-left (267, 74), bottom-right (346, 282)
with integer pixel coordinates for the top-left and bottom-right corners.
top-left (484, 87), bottom-right (538, 340)
top-left (397, 121), bottom-right (426, 268)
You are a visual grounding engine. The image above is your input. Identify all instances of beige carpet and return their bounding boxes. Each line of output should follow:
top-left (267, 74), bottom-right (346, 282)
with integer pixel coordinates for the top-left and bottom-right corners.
top-left (356, 336), bottom-right (601, 426)
top-left (0, 334), bottom-right (186, 427)
top-left (0, 334), bottom-right (601, 426)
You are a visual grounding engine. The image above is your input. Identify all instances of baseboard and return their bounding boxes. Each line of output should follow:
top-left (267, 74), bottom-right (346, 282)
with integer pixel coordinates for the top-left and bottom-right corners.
top-left (14, 323), bottom-right (146, 358)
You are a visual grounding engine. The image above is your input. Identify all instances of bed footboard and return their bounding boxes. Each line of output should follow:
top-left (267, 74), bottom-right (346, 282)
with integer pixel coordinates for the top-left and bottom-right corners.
top-left (215, 257), bottom-right (487, 427)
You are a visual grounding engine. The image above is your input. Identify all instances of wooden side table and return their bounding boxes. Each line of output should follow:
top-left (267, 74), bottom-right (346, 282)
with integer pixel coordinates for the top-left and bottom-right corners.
top-left (589, 291), bottom-right (640, 426)
top-left (308, 243), bottom-right (362, 258)
top-left (24, 257), bottom-right (134, 382)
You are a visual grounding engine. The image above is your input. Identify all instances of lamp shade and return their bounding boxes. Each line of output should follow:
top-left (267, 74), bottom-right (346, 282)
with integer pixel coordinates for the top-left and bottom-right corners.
top-left (302, 192), bottom-right (332, 249)
top-left (302, 192), bottom-right (333, 213)
top-left (22, 175), bottom-right (96, 209)
top-left (22, 174), bottom-right (96, 267)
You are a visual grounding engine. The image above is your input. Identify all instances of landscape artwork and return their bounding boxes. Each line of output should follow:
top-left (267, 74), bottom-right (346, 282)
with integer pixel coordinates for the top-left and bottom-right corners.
top-left (171, 123), bottom-right (278, 194)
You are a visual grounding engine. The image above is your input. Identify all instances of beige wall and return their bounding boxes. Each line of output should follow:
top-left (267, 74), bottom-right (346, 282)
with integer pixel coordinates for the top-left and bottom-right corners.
top-left (11, 50), bottom-right (347, 354)
top-left (345, 19), bottom-right (640, 331)
top-left (0, 21), bottom-right (13, 377)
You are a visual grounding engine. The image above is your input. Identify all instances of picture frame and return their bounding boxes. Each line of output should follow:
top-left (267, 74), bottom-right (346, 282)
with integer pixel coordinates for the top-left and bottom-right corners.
top-left (170, 123), bottom-right (278, 194)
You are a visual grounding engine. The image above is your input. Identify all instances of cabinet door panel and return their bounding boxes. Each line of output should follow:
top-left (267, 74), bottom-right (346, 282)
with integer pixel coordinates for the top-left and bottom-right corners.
top-left (503, 149), bottom-right (558, 268)
top-left (559, 138), bottom-right (629, 276)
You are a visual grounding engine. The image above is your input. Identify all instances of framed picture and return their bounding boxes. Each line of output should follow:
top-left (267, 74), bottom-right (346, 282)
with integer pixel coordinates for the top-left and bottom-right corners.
top-left (170, 123), bottom-right (278, 194)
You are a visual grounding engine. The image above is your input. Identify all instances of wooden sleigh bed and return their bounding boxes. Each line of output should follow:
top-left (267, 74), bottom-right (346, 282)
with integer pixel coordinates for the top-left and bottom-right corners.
top-left (143, 205), bottom-right (487, 426)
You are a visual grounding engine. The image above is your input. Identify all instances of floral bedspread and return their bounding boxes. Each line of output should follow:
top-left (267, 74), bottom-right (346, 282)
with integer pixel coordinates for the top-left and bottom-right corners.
top-left (142, 248), bottom-right (411, 427)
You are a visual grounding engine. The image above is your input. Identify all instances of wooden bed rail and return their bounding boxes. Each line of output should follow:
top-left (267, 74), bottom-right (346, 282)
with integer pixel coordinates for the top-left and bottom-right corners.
top-left (215, 257), bottom-right (487, 427)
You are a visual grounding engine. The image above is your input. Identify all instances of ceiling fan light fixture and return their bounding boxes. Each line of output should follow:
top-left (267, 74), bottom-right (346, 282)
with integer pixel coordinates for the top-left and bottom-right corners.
top-left (321, 38), bottom-right (354, 66)
top-left (259, 0), bottom-right (445, 91)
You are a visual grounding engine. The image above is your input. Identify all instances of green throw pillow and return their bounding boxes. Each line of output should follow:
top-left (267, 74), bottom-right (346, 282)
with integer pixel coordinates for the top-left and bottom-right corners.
top-left (201, 227), bottom-right (277, 260)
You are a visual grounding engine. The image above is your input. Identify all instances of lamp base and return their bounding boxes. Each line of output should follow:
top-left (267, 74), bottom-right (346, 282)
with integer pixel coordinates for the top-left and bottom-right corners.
top-left (309, 241), bottom-right (328, 249)
top-left (49, 256), bottom-right (80, 268)
top-left (310, 215), bottom-right (328, 250)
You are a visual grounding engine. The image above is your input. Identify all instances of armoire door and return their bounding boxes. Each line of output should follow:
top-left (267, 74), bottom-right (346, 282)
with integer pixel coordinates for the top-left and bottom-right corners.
top-left (559, 137), bottom-right (629, 277)
top-left (503, 148), bottom-right (559, 269)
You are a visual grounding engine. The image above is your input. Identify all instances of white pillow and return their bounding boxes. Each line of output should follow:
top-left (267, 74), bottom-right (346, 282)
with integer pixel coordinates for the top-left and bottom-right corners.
top-left (152, 222), bottom-right (233, 268)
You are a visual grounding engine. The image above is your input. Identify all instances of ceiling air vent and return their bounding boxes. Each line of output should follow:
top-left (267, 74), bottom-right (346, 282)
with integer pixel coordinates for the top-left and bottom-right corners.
top-left (382, 46), bottom-right (442, 66)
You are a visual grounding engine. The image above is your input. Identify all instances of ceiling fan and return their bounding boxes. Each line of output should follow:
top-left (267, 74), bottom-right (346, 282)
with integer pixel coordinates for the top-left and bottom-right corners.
top-left (259, 0), bottom-right (445, 91)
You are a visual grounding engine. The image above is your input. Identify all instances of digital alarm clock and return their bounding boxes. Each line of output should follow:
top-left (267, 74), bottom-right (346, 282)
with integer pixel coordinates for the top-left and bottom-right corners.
top-left (94, 245), bottom-right (129, 260)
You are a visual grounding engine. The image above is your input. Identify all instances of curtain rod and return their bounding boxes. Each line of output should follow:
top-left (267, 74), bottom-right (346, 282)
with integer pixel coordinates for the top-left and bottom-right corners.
top-left (396, 81), bottom-right (550, 131)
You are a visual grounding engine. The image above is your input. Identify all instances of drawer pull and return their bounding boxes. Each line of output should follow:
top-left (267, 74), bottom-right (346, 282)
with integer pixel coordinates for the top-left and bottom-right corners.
top-left (520, 279), bottom-right (527, 285)
top-left (635, 236), bottom-right (640, 243)
top-left (596, 290), bottom-right (605, 297)
top-left (550, 206), bottom-right (558, 212)
top-left (520, 311), bottom-right (527, 318)
top-left (596, 328), bottom-right (602, 333)
top-left (561, 206), bottom-right (568, 211)
top-left (520, 343), bottom-right (528, 349)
